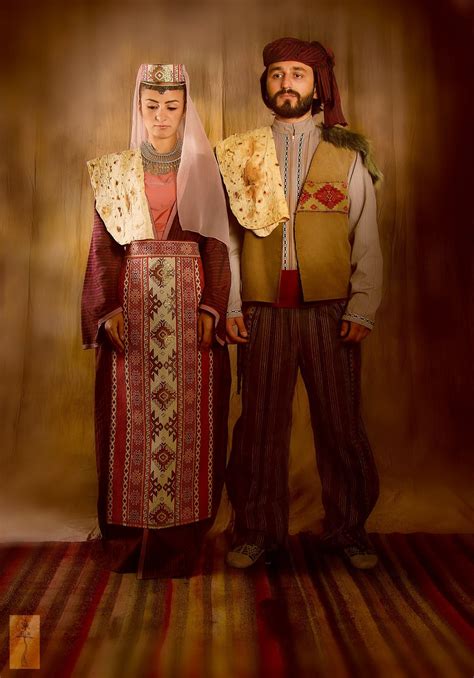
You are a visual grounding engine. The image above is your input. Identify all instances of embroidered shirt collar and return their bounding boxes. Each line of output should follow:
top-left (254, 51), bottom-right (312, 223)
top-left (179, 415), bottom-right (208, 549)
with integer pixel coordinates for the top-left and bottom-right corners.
top-left (272, 116), bottom-right (319, 137)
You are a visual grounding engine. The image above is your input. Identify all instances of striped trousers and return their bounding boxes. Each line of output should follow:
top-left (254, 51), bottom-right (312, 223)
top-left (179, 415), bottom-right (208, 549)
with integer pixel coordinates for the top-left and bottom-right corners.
top-left (226, 303), bottom-right (379, 549)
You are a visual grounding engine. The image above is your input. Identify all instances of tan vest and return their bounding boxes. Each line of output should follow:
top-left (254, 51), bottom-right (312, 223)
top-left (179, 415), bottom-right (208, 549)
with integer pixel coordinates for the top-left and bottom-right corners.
top-left (241, 140), bottom-right (356, 303)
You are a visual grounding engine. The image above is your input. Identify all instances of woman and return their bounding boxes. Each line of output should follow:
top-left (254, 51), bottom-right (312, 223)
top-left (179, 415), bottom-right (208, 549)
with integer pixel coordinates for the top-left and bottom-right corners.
top-left (81, 64), bottom-right (231, 578)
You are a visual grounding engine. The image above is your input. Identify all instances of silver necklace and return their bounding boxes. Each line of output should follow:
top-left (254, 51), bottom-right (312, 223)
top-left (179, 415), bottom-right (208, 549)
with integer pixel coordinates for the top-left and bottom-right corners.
top-left (141, 139), bottom-right (182, 175)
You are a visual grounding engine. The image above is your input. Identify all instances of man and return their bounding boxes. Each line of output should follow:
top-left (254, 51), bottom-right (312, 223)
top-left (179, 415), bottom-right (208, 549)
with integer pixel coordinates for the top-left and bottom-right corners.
top-left (216, 37), bottom-right (383, 570)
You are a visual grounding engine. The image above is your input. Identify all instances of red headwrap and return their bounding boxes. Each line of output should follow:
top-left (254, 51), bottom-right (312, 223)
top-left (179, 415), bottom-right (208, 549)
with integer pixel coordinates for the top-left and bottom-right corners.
top-left (262, 37), bottom-right (347, 127)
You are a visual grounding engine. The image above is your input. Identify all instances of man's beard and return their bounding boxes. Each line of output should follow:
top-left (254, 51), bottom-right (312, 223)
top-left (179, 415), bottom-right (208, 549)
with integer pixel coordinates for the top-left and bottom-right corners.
top-left (268, 89), bottom-right (314, 118)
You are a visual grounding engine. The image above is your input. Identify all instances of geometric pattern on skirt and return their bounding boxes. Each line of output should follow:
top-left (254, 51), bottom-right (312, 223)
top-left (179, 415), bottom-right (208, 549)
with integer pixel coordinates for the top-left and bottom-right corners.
top-left (107, 240), bottom-right (214, 529)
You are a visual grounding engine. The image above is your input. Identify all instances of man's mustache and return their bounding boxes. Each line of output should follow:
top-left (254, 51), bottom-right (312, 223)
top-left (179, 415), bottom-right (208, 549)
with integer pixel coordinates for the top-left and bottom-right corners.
top-left (275, 88), bottom-right (300, 99)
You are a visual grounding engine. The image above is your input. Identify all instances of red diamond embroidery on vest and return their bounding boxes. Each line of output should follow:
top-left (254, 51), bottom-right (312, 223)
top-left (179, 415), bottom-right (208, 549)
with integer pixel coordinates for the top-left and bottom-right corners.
top-left (315, 184), bottom-right (344, 208)
top-left (297, 181), bottom-right (349, 213)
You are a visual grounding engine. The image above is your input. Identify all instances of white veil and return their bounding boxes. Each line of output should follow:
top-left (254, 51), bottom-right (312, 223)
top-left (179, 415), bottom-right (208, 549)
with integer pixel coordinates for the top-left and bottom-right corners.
top-left (130, 65), bottom-right (229, 247)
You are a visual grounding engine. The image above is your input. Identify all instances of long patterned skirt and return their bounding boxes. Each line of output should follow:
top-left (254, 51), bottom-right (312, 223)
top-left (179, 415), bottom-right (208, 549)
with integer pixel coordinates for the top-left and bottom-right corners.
top-left (94, 240), bottom-right (230, 577)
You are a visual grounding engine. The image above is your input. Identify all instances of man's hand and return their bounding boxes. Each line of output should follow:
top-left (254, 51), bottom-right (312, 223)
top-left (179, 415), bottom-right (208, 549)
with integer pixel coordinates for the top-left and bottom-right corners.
top-left (198, 311), bottom-right (215, 349)
top-left (340, 320), bottom-right (370, 343)
top-left (226, 315), bottom-right (249, 344)
top-left (104, 311), bottom-right (125, 352)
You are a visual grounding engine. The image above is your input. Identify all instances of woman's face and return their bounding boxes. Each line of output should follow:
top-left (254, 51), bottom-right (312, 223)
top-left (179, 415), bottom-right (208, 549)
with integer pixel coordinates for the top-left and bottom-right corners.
top-left (140, 87), bottom-right (185, 146)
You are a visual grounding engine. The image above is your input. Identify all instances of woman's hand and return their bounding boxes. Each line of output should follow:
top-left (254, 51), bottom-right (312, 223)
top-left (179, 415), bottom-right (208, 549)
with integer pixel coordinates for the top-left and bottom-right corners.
top-left (198, 311), bottom-right (215, 349)
top-left (104, 311), bottom-right (125, 352)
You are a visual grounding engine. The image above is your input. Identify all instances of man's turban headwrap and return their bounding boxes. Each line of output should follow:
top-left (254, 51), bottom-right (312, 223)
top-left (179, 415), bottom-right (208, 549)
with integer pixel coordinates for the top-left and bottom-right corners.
top-left (262, 37), bottom-right (347, 127)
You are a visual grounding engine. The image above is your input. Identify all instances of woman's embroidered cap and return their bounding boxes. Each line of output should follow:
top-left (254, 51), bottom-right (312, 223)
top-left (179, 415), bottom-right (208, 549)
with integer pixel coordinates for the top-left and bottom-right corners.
top-left (140, 64), bottom-right (185, 85)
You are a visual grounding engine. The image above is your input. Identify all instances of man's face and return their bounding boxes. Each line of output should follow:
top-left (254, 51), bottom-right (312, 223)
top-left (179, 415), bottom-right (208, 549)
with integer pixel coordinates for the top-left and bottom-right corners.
top-left (266, 61), bottom-right (317, 121)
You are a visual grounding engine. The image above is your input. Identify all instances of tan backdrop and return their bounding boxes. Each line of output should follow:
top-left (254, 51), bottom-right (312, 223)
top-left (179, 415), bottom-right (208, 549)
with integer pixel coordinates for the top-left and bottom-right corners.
top-left (1, 0), bottom-right (473, 541)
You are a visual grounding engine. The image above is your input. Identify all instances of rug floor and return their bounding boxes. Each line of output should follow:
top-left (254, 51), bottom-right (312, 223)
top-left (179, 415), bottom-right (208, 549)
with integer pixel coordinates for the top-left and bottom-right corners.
top-left (1, 533), bottom-right (473, 677)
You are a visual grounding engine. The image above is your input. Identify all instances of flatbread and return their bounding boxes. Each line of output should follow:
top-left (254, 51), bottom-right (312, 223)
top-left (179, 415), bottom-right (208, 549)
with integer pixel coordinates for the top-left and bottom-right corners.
top-left (216, 127), bottom-right (289, 237)
top-left (87, 149), bottom-right (154, 245)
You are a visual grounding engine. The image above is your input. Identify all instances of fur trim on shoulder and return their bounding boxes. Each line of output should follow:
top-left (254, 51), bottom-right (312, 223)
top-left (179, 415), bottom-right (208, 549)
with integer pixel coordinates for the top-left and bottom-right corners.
top-left (320, 125), bottom-right (383, 184)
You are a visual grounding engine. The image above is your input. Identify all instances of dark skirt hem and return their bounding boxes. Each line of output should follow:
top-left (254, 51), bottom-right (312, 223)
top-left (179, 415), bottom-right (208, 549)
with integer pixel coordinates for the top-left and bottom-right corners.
top-left (93, 519), bottom-right (213, 579)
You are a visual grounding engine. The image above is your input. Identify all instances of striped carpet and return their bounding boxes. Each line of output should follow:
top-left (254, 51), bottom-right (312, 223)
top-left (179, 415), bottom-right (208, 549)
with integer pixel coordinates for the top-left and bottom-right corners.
top-left (0, 534), bottom-right (473, 677)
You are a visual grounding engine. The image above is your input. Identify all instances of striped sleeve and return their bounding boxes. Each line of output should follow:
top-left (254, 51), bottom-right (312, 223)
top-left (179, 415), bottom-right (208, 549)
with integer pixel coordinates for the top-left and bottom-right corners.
top-left (198, 237), bottom-right (231, 345)
top-left (81, 209), bottom-right (124, 349)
